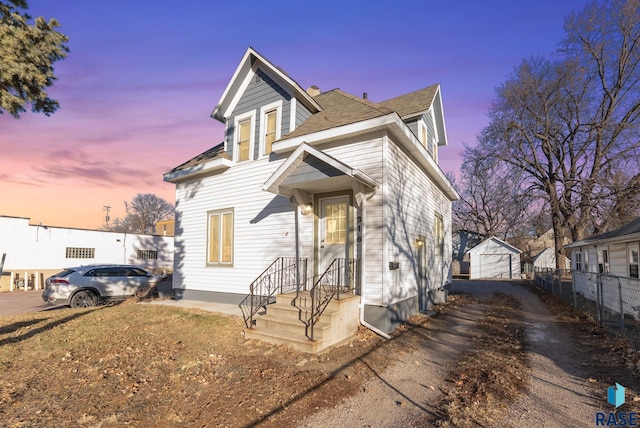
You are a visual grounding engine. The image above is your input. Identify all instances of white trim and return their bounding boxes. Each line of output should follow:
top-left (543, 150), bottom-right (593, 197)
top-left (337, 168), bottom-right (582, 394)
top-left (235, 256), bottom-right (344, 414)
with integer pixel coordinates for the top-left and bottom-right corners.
top-left (263, 142), bottom-right (378, 196)
top-left (418, 117), bottom-right (428, 148)
top-left (163, 157), bottom-right (235, 183)
top-left (222, 68), bottom-right (255, 121)
top-left (233, 110), bottom-right (256, 163)
top-left (382, 131), bottom-right (389, 306)
top-left (211, 47), bottom-right (322, 121)
top-left (289, 97), bottom-right (297, 133)
top-left (272, 113), bottom-right (459, 201)
top-left (259, 100), bottom-right (283, 157)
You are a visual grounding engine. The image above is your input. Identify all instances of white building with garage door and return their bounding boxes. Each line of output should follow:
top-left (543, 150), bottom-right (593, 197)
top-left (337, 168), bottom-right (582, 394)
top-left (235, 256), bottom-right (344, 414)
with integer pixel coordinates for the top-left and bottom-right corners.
top-left (468, 237), bottom-right (522, 279)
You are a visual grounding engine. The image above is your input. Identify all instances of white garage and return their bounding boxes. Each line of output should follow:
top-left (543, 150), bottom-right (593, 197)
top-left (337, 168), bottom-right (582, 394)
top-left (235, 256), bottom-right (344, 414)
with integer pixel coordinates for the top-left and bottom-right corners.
top-left (468, 237), bottom-right (522, 279)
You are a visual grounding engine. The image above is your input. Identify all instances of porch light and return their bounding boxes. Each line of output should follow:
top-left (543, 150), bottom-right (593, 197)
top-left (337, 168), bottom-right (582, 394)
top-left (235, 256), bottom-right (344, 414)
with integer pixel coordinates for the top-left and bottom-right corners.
top-left (302, 204), bottom-right (313, 216)
top-left (415, 237), bottom-right (424, 247)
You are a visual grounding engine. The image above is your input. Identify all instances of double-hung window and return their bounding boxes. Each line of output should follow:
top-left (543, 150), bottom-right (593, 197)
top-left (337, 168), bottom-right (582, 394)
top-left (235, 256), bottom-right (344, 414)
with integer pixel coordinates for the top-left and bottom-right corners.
top-left (207, 209), bottom-right (234, 266)
top-left (628, 243), bottom-right (639, 278)
top-left (234, 111), bottom-right (255, 163)
top-left (237, 119), bottom-right (251, 162)
top-left (260, 100), bottom-right (282, 156)
top-left (575, 251), bottom-right (583, 271)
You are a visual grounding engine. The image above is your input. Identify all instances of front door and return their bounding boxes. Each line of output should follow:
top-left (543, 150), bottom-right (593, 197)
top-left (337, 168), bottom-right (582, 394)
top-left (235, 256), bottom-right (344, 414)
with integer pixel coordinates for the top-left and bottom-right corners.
top-left (318, 196), bottom-right (351, 276)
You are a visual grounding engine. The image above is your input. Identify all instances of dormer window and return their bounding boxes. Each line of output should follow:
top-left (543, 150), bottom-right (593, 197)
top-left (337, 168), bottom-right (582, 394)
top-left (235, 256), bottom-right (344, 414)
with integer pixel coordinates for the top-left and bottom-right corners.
top-left (234, 111), bottom-right (255, 162)
top-left (260, 100), bottom-right (282, 156)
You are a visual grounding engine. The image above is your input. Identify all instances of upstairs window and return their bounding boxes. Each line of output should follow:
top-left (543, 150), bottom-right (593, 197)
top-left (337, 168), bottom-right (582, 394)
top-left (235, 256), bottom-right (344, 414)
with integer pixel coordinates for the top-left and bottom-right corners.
top-left (237, 119), bottom-right (251, 162)
top-left (260, 101), bottom-right (282, 156)
top-left (264, 110), bottom-right (277, 154)
top-left (233, 111), bottom-right (255, 163)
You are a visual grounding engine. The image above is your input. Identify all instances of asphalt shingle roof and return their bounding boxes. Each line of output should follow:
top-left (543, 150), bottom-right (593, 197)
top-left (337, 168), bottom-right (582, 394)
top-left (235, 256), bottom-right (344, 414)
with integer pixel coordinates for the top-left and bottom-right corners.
top-left (378, 84), bottom-right (439, 118)
top-left (280, 89), bottom-right (395, 140)
top-left (167, 142), bottom-right (228, 174)
top-left (169, 85), bottom-right (439, 173)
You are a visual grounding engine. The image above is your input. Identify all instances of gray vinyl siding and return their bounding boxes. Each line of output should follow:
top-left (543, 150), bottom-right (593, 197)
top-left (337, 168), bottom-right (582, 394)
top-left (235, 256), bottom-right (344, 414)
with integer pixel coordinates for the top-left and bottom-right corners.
top-left (226, 68), bottom-right (292, 160)
top-left (281, 156), bottom-right (343, 186)
top-left (295, 102), bottom-right (312, 127)
top-left (405, 114), bottom-right (435, 156)
top-left (406, 119), bottom-right (419, 138)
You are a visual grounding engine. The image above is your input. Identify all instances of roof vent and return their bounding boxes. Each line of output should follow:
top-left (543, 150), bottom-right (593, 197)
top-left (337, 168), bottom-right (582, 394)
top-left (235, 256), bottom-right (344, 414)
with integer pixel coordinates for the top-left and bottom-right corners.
top-left (363, 92), bottom-right (368, 100)
top-left (306, 85), bottom-right (321, 97)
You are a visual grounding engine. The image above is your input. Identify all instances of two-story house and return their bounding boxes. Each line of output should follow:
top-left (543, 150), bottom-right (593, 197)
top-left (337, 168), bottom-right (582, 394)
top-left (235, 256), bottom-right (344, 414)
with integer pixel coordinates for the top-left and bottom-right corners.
top-left (164, 47), bottom-right (459, 352)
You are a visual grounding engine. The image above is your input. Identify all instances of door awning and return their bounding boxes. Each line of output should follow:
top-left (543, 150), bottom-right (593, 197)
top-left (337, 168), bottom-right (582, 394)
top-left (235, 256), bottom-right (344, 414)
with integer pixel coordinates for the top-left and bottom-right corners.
top-left (263, 143), bottom-right (377, 207)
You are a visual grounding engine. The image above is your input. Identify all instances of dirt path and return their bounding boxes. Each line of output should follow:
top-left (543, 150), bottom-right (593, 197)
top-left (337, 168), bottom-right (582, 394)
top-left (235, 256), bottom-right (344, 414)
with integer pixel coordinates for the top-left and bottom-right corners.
top-left (299, 303), bottom-right (489, 427)
top-left (299, 280), bottom-right (603, 427)
top-left (454, 280), bottom-right (601, 427)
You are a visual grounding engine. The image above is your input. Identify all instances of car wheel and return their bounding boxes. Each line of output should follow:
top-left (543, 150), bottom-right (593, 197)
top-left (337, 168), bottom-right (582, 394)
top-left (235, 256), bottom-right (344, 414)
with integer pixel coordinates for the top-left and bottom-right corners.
top-left (70, 290), bottom-right (98, 308)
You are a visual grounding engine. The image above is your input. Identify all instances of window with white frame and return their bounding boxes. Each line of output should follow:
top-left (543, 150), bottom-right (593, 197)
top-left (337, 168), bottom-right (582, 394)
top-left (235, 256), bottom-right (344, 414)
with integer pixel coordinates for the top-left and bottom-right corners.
top-left (575, 251), bottom-right (583, 271)
top-left (260, 100), bottom-right (282, 156)
top-left (598, 249), bottom-right (609, 273)
top-left (207, 208), bottom-right (234, 266)
top-left (628, 243), bottom-right (639, 278)
top-left (584, 251), bottom-right (589, 272)
top-left (434, 212), bottom-right (444, 256)
top-left (234, 112), bottom-right (255, 162)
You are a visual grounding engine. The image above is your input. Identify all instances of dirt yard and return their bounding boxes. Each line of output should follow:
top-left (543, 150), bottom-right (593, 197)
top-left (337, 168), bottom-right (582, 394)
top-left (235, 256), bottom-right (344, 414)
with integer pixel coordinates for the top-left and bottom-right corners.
top-left (0, 281), bottom-right (639, 427)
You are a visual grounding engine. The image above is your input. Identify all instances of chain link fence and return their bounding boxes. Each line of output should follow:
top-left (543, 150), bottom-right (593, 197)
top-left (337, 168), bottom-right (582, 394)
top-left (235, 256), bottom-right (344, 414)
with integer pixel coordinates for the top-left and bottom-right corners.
top-left (534, 268), bottom-right (640, 349)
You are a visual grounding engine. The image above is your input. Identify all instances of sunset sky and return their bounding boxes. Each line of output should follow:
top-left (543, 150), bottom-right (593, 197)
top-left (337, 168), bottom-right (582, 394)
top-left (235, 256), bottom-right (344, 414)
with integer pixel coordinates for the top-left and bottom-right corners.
top-left (0, 0), bottom-right (589, 230)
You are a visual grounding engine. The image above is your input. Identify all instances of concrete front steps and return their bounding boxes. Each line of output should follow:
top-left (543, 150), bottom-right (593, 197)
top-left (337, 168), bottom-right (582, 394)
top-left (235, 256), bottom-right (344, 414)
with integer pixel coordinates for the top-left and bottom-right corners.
top-left (243, 291), bottom-right (361, 354)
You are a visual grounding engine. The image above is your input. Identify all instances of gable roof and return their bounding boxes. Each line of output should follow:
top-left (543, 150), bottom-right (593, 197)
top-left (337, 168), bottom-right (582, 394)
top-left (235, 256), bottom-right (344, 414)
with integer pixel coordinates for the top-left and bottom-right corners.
top-left (379, 84), bottom-right (439, 118)
top-left (467, 237), bottom-right (522, 255)
top-left (211, 47), bottom-right (321, 122)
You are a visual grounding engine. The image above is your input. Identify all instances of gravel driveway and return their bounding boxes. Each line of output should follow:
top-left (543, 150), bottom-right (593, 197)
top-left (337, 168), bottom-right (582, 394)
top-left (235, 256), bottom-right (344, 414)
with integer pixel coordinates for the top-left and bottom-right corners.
top-left (300, 280), bottom-right (604, 427)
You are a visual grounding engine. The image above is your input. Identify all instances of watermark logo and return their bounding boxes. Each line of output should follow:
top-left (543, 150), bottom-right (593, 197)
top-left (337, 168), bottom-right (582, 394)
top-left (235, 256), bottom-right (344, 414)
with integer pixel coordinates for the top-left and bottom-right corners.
top-left (596, 383), bottom-right (638, 427)
top-left (609, 383), bottom-right (626, 408)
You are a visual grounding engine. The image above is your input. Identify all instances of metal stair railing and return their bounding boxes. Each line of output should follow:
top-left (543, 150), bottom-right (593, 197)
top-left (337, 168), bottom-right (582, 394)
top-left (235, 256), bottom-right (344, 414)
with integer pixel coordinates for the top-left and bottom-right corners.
top-left (294, 258), bottom-right (360, 340)
top-left (239, 257), bottom-right (307, 328)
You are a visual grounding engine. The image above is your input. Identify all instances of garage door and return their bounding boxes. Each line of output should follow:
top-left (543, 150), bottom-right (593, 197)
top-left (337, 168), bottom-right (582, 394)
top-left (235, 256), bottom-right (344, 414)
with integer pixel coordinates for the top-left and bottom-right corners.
top-left (480, 254), bottom-right (511, 278)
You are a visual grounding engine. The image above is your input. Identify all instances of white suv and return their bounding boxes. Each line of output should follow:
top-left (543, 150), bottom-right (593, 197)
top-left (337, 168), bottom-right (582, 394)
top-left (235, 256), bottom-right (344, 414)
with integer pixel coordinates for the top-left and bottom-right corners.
top-left (42, 264), bottom-right (164, 308)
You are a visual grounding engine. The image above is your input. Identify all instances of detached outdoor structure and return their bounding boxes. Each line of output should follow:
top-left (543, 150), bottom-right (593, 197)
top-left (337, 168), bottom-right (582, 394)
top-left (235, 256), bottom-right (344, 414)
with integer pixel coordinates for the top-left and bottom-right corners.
top-left (467, 237), bottom-right (522, 279)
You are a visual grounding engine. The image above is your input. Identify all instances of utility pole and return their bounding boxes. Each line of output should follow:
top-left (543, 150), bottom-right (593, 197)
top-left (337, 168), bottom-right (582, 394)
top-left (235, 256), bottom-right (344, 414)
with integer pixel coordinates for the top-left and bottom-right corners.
top-left (103, 205), bottom-right (111, 229)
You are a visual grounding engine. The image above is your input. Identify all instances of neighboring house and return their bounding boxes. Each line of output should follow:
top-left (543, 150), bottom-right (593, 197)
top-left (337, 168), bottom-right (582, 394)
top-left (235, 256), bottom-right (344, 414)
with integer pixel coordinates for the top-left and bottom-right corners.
top-left (566, 217), bottom-right (640, 319)
top-left (566, 217), bottom-right (640, 278)
top-left (155, 219), bottom-right (175, 237)
top-left (0, 215), bottom-right (174, 291)
top-left (532, 247), bottom-right (570, 271)
top-left (467, 237), bottom-right (522, 279)
top-left (164, 47), bottom-right (459, 350)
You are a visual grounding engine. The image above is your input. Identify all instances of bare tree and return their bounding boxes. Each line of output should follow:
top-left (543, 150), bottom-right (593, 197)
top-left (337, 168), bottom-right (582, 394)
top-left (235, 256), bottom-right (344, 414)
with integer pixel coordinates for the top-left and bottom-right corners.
top-left (109, 194), bottom-right (174, 234)
top-left (471, 0), bottom-right (640, 268)
top-left (452, 144), bottom-right (538, 240)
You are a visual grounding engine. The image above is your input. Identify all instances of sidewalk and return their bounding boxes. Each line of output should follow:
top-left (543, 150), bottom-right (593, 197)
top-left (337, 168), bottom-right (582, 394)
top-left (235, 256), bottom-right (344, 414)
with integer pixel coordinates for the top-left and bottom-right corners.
top-left (145, 298), bottom-right (243, 317)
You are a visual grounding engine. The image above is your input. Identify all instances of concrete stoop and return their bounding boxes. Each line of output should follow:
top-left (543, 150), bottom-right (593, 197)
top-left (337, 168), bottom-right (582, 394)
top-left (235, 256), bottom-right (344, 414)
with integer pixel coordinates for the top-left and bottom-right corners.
top-left (243, 291), bottom-right (361, 354)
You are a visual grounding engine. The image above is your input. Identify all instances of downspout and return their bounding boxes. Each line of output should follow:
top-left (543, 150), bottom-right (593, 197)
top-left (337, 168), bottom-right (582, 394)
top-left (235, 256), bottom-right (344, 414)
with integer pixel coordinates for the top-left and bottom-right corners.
top-left (359, 192), bottom-right (391, 339)
top-left (295, 203), bottom-right (301, 291)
